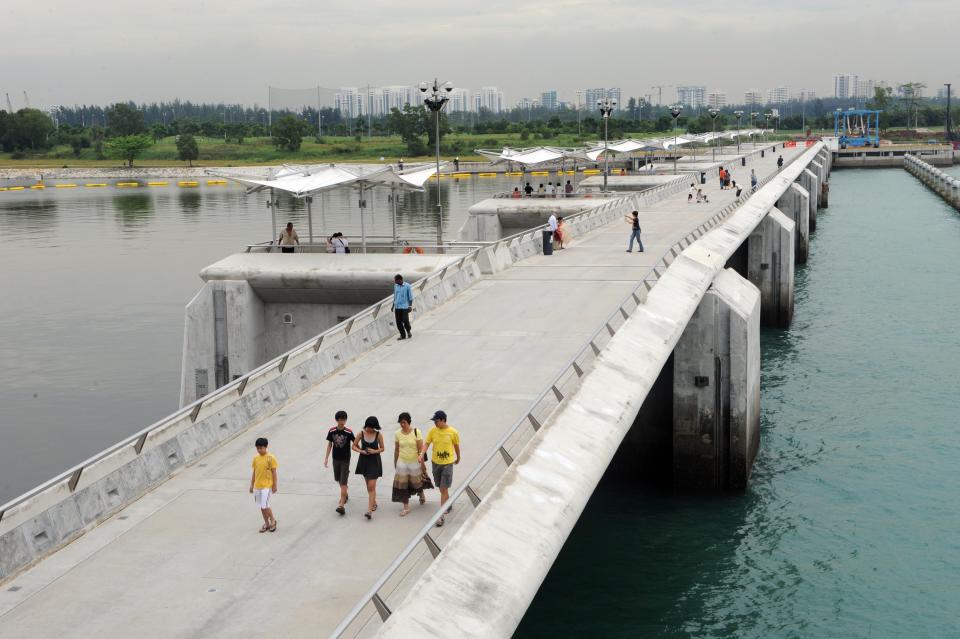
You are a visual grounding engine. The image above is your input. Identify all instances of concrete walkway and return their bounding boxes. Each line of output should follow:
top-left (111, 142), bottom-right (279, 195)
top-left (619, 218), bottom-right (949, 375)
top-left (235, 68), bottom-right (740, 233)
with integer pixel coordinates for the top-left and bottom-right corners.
top-left (0, 147), bottom-right (804, 638)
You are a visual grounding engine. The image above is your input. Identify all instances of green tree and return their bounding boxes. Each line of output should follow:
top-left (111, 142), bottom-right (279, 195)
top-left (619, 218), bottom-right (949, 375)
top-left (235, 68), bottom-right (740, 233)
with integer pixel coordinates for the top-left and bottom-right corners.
top-left (176, 133), bottom-right (199, 166)
top-left (177, 120), bottom-right (200, 135)
top-left (106, 134), bottom-right (153, 166)
top-left (272, 115), bottom-right (309, 152)
top-left (149, 123), bottom-right (167, 142)
top-left (107, 103), bottom-right (145, 137)
top-left (868, 86), bottom-right (893, 111)
top-left (2, 108), bottom-right (55, 150)
top-left (387, 105), bottom-right (428, 155)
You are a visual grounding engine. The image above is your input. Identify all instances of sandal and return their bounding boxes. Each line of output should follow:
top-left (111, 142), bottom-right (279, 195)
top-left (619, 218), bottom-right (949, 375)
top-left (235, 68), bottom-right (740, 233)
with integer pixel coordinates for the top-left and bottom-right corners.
top-left (400, 508), bottom-right (410, 517)
top-left (372, 503), bottom-right (378, 512)
top-left (435, 516), bottom-right (445, 528)
top-left (336, 506), bottom-right (345, 515)
top-left (268, 520), bottom-right (277, 532)
top-left (364, 511), bottom-right (372, 520)
top-left (259, 524), bottom-right (270, 533)
top-left (419, 493), bottom-right (426, 505)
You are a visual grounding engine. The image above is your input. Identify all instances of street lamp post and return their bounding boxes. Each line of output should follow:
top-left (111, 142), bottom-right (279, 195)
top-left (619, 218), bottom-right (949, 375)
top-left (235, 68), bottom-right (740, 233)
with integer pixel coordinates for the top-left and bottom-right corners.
top-left (708, 108), bottom-right (720, 161)
top-left (597, 97), bottom-right (616, 191)
top-left (750, 112), bottom-right (759, 149)
top-left (734, 110), bottom-right (744, 154)
top-left (420, 78), bottom-right (453, 249)
top-left (670, 105), bottom-right (683, 174)
top-left (764, 112), bottom-right (773, 146)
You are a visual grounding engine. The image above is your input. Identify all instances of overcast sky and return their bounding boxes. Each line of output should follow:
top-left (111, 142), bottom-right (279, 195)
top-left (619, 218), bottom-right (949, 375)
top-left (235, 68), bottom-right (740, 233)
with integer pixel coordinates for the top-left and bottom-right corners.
top-left (5, 0), bottom-right (958, 109)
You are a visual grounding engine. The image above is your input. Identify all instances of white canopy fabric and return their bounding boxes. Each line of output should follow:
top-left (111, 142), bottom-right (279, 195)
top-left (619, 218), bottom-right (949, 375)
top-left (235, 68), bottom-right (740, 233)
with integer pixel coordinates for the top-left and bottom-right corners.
top-left (206, 162), bottom-right (442, 198)
top-left (475, 146), bottom-right (587, 166)
top-left (205, 162), bottom-right (445, 252)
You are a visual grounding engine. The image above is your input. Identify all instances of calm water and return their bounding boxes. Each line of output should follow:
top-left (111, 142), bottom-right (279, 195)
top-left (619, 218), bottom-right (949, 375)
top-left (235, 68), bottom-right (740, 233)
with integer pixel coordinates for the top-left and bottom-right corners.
top-left (518, 168), bottom-right (960, 638)
top-left (0, 174), bottom-right (522, 503)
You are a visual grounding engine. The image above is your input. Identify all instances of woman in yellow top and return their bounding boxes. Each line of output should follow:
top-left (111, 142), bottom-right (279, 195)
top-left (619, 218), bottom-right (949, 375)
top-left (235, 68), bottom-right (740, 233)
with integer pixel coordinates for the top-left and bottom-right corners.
top-left (392, 412), bottom-right (426, 516)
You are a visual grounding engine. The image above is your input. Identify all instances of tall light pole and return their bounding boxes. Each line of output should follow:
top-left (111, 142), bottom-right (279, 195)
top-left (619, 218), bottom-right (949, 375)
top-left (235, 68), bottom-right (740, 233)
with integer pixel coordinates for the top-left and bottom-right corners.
top-left (576, 90), bottom-right (582, 137)
top-left (420, 78), bottom-right (453, 248)
top-left (708, 107), bottom-right (720, 161)
top-left (945, 83), bottom-right (953, 142)
top-left (670, 104), bottom-right (683, 174)
top-left (764, 112), bottom-right (773, 145)
top-left (750, 112), bottom-right (759, 148)
top-left (597, 96), bottom-right (616, 191)
top-left (734, 110), bottom-right (744, 153)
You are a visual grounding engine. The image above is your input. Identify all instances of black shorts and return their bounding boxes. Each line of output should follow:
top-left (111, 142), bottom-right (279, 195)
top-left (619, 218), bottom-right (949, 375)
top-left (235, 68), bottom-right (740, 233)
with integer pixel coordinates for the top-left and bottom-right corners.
top-left (332, 459), bottom-right (350, 486)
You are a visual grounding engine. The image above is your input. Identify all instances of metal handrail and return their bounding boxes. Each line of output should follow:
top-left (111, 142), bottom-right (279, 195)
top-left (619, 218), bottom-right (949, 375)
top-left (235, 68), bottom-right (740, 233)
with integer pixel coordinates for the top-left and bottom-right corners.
top-left (328, 146), bottom-right (813, 638)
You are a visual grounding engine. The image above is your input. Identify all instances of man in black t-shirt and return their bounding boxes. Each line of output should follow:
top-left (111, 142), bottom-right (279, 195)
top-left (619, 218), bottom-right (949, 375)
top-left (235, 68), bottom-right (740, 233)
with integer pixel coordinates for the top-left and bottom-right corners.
top-left (324, 410), bottom-right (355, 515)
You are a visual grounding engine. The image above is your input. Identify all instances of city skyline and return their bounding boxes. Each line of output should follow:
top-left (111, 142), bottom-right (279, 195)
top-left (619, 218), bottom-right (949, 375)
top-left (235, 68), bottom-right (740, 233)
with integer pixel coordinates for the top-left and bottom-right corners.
top-left (4, 0), bottom-right (957, 111)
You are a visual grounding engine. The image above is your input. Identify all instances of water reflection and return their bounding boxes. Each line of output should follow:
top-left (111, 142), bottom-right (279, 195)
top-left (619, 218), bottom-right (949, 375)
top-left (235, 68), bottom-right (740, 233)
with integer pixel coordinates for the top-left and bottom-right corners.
top-left (114, 194), bottom-right (153, 226)
top-left (177, 191), bottom-right (202, 215)
top-left (0, 199), bottom-right (59, 239)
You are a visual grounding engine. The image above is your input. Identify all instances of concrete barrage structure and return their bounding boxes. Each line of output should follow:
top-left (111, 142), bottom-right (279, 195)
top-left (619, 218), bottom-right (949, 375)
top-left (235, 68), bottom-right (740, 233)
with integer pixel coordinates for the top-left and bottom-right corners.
top-left (904, 154), bottom-right (960, 211)
top-left (0, 143), bottom-right (833, 639)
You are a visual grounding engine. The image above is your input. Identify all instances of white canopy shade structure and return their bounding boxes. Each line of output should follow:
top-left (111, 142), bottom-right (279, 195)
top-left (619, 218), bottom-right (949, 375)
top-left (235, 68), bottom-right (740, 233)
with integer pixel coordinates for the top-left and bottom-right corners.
top-left (207, 163), bottom-right (443, 252)
top-left (474, 146), bottom-right (578, 166)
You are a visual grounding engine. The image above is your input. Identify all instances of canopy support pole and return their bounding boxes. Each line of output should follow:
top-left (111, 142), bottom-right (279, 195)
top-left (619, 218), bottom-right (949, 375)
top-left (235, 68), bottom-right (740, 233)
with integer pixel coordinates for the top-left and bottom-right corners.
top-left (269, 187), bottom-right (277, 252)
top-left (391, 184), bottom-right (398, 245)
top-left (320, 193), bottom-right (327, 242)
top-left (306, 196), bottom-right (314, 244)
top-left (359, 183), bottom-right (367, 254)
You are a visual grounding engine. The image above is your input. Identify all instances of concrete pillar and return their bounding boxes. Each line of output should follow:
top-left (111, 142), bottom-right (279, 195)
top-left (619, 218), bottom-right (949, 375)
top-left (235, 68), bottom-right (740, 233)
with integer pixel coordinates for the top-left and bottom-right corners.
top-left (673, 268), bottom-right (761, 490)
top-left (811, 160), bottom-right (825, 207)
top-left (799, 168), bottom-right (819, 232)
top-left (776, 183), bottom-right (809, 264)
top-left (747, 209), bottom-right (795, 328)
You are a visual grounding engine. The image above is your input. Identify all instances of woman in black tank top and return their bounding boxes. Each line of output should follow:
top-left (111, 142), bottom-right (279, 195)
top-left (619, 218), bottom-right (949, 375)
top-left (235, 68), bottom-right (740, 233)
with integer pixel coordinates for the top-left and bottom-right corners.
top-left (352, 416), bottom-right (384, 519)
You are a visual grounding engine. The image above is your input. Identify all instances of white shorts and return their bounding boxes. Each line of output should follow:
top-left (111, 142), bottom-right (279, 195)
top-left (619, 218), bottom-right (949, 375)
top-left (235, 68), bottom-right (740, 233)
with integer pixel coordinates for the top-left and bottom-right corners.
top-left (253, 488), bottom-right (272, 509)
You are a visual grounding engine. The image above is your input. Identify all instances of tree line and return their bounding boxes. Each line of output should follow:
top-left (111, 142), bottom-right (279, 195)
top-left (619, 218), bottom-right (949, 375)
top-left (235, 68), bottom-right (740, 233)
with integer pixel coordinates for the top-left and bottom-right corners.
top-left (2, 90), bottom-right (956, 164)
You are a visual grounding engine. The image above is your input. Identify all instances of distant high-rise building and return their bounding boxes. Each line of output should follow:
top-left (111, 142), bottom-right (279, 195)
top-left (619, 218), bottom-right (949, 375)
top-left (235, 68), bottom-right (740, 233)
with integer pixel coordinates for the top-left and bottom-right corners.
top-left (707, 90), bottom-right (727, 109)
top-left (937, 86), bottom-right (950, 100)
top-left (856, 79), bottom-right (878, 100)
top-left (447, 88), bottom-right (472, 113)
top-left (582, 88), bottom-right (621, 111)
top-left (517, 97), bottom-right (538, 111)
top-left (478, 86), bottom-right (505, 113)
top-left (539, 90), bottom-right (558, 111)
top-left (744, 89), bottom-right (763, 108)
top-left (676, 85), bottom-right (706, 109)
top-left (766, 86), bottom-right (790, 105)
top-left (833, 74), bottom-right (858, 99)
top-left (794, 88), bottom-right (817, 103)
top-left (334, 87), bottom-right (364, 119)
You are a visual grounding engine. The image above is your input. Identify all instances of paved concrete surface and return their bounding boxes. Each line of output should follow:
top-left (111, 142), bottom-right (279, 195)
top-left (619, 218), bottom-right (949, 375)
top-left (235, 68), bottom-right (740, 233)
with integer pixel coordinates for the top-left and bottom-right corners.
top-left (0, 146), bottom-right (805, 639)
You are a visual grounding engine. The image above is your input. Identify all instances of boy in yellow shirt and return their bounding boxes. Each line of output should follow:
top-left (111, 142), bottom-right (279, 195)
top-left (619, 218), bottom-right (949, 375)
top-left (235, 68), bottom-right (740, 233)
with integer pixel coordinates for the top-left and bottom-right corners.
top-left (421, 410), bottom-right (460, 527)
top-left (249, 437), bottom-right (279, 533)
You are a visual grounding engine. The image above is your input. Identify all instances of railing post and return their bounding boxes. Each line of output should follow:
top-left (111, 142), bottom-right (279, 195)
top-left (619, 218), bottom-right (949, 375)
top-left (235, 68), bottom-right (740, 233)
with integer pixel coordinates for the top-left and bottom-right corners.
top-left (371, 593), bottom-right (392, 622)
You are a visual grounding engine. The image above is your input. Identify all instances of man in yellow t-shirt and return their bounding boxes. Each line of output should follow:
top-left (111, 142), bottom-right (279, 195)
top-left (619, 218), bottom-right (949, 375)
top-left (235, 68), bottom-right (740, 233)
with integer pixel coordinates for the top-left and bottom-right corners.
top-left (249, 437), bottom-right (279, 533)
top-left (421, 410), bottom-right (460, 527)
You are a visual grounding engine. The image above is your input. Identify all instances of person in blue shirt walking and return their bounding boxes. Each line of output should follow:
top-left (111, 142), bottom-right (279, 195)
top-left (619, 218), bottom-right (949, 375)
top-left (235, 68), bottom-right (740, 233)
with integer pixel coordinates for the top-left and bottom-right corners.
top-left (392, 274), bottom-right (414, 340)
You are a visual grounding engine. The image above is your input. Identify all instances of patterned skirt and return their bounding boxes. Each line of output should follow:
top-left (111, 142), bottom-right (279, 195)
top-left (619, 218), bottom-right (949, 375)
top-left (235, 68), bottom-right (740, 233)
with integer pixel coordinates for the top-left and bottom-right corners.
top-left (391, 460), bottom-right (425, 502)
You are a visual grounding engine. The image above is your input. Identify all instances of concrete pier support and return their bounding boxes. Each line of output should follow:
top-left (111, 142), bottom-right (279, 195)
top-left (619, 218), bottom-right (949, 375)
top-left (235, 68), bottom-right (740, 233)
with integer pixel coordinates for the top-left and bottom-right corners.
top-left (747, 209), bottom-right (795, 328)
top-left (776, 183), bottom-right (810, 264)
top-left (799, 168), bottom-right (819, 232)
top-left (673, 268), bottom-right (761, 490)
top-left (810, 160), bottom-right (825, 207)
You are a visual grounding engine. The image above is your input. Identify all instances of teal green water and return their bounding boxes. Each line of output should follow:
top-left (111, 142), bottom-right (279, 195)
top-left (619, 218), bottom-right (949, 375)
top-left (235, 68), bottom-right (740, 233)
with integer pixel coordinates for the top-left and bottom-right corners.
top-left (517, 169), bottom-right (960, 638)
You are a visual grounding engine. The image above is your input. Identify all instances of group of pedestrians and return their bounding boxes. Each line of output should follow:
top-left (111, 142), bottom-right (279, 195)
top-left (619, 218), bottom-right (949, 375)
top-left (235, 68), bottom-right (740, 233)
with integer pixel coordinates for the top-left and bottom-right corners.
top-left (252, 409), bottom-right (462, 531)
top-left (274, 223), bottom-right (351, 254)
top-left (512, 180), bottom-right (575, 198)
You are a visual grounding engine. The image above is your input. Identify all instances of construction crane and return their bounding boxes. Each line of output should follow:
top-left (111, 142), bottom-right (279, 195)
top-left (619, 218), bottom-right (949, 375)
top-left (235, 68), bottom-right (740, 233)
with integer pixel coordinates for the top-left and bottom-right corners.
top-left (4, 93), bottom-right (12, 113)
top-left (650, 85), bottom-right (673, 106)
top-left (23, 91), bottom-right (30, 108)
